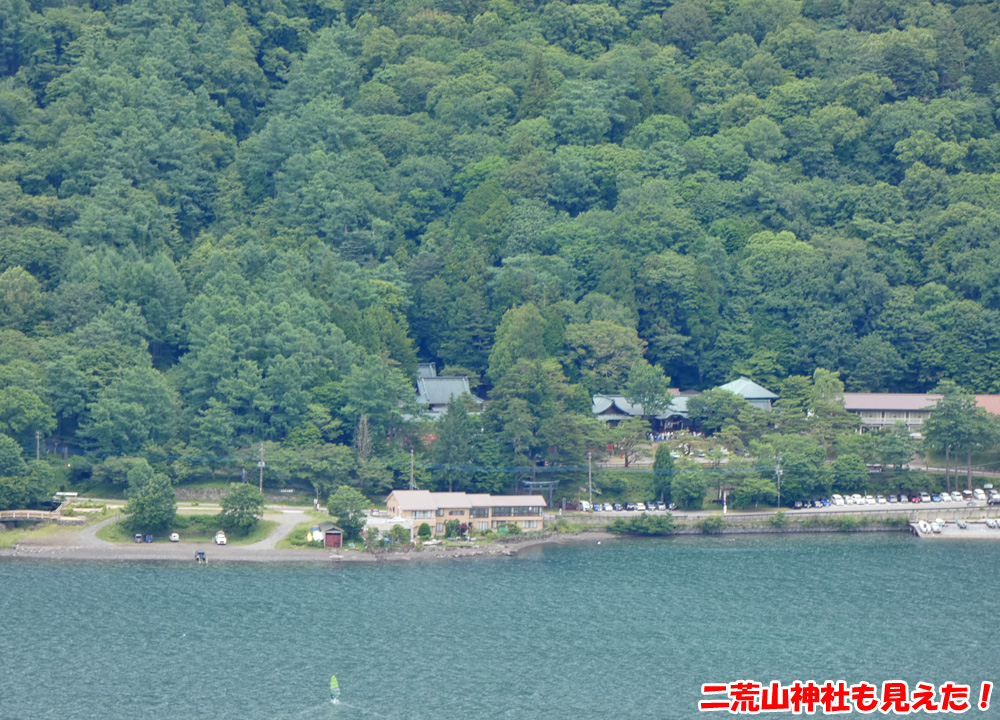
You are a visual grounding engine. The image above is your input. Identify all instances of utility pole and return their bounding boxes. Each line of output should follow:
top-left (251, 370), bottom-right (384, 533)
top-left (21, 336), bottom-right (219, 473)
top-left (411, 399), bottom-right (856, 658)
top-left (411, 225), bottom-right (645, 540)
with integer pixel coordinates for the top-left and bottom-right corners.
top-left (587, 451), bottom-right (593, 508)
top-left (409, 447), bottom-right (416, 490)
top-left (776, 452), bottom-right (783, 510)
top-left (257, 443), bottom-right (265, 493)
top-left (36, 430), bottom-right (41, 461)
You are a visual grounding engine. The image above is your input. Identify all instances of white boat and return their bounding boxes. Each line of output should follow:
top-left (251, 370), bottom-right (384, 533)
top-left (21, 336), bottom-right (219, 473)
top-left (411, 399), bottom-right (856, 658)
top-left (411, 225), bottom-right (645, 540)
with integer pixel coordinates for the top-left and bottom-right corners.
top-left (930, 522), bottom-right (941, 534)
top-left (918, 520), bottom-right (931, 534)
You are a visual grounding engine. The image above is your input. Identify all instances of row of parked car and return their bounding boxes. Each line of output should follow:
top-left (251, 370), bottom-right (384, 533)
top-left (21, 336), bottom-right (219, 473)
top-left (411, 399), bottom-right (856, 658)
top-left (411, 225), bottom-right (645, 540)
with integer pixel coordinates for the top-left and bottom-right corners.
top-left (593, 501), bottom-right (677, 512)
top-left (791, 487), bottom-right (999, 509)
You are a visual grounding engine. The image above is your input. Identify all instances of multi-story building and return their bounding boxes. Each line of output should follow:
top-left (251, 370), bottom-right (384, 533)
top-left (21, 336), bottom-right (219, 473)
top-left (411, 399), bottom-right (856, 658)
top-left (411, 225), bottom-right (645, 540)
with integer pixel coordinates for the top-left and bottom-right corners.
top-left (385, 490), bottom-right (546, 537)
top-left (843, 393), bottom-right (1000, 435)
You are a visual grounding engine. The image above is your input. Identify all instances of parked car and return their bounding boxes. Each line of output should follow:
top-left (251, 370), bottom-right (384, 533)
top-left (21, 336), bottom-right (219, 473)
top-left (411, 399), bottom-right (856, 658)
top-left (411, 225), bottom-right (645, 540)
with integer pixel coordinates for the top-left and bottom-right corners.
top-left (793, 501), bottom-right (804, 509)
top-left (169, 532), bottom-right (179, 542)
top-left (852, 494), bottom-right (865, 505)
top-left (987, 518), bottom-right (997, 529)
top-left (214, 531), bottom-right (227, 545)
top-left (930, 522), bottom-right (941, 533)
top-left (956, 519), bottom-right (968, 529)
top-left (898, 494), bottom-right (909, 503)
top-left (133, 534), bottom-right (143, 543)
top-left (920, 492), bottom-right (931, 503)
top-left (625, 503), bottom-right (636, 511)
top-left (820, 497), bottom-right (831, 507)
top-left (974, 488), bottom-right (987, 501)
top-left (951, 492), bottom-right (963, 502)
top-left (603, 503), bottom-right (613, 512)
top-left (865, 495), bottom-right (876, 505)
top-left (656, 501), bottom-right (666, 511)
top-left (910, 494), bottom-right (922, 503)
top-left (144, 534), bottom-right (153, 543)
top-left (831, 494), bottom-right (844, 506)
top-left (887, 494), bottom-right (897, 504)
top-left (876, 495), bottom-right (887, 504)
top-left (613, 503), bottom-right (623, 512)
top-left (635, 502), bottom-right (647, 512)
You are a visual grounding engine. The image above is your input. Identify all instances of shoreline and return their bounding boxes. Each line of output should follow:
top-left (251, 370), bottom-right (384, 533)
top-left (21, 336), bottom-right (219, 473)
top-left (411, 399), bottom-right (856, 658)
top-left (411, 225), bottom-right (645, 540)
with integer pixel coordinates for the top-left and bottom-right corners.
top-left (0, 520), bottom-right (621, 564)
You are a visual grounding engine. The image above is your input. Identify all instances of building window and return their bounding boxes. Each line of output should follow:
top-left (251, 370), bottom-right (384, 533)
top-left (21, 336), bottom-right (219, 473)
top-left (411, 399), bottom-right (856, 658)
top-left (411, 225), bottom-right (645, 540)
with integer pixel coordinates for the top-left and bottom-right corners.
top-left (476, 521), bottom-right (488, 531)
top-left (412, 510), bottom-right (433, 520)
top-left (492, 506), bottom-right (514, 517)
top-left (522, 520), bottom-right (538, 529)
top-left (435, 524), bottom-right (443, 533)
top-left (448, 510), bottom-right (465, 516)
top-left (435, 508), bottom-right (444, 517)
top-left (519, 506), bottom-right (542, 516)
top-left (470, 508), bottom-right (489, 518)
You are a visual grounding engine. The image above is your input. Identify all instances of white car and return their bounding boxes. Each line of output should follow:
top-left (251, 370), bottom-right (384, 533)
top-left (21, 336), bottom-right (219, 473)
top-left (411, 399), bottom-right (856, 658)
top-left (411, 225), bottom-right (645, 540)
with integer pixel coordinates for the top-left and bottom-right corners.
top-left (876, 495), bottom-right (886, 504)
top-left (950, 492), bottom-right (963, 502)
top-left (635, 502), bottom-right (646, 512)
top-left (920, 492), bottom-right (931, 503)
top-left (831, 494), bottom-right (845, 506)
top-left (974, 488), bottom-right (987, 501)
top-left (214, 531), bottom-right (227, 546)
top-left (852, 494), bottom-right (864, 505)
top-left (169, 533), bottom-right (180, 542)
top-left (865, 495), bottom-right (876, 505)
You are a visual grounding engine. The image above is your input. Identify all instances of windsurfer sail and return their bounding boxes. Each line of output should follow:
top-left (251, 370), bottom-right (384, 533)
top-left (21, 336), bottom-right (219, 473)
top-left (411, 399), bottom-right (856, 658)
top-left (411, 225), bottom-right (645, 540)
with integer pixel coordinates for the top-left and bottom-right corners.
top-left (330, 675), bottom-right (340, 704)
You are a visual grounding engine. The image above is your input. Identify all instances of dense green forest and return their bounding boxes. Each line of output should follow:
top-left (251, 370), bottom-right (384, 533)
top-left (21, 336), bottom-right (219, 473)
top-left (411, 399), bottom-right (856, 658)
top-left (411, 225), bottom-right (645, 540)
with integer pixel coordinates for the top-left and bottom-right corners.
top-left (2, 0), bottom-right (1000, 506)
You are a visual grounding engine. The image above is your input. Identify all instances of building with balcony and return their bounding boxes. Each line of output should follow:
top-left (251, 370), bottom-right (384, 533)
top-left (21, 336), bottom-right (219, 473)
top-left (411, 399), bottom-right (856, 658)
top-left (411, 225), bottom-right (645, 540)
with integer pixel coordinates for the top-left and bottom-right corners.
top-left (384, 490), bottom-right (546, 537)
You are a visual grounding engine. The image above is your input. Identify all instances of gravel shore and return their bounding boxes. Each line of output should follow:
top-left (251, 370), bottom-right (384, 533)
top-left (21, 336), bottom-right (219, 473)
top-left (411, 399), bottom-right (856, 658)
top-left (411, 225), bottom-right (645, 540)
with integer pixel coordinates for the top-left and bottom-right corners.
top-left (0, 512), bottom-right (618, 564)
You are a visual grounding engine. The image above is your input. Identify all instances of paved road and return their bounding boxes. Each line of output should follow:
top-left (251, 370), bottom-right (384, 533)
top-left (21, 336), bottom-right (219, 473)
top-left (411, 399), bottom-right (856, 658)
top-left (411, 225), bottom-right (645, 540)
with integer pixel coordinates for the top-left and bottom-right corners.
top-left (2, 507), bottom-right (331, 563)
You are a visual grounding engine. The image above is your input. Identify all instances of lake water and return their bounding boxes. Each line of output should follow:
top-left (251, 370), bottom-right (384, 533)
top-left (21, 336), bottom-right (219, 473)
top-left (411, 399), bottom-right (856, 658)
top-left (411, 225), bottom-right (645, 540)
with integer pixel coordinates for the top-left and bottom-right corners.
top-left (2, 534), bottom-right (997, 719)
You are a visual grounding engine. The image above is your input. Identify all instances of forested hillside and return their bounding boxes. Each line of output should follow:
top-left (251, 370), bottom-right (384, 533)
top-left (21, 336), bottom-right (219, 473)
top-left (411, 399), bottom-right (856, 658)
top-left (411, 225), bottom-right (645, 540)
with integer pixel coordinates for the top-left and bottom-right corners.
top-left (2, 0), bottom-right (1000, 501)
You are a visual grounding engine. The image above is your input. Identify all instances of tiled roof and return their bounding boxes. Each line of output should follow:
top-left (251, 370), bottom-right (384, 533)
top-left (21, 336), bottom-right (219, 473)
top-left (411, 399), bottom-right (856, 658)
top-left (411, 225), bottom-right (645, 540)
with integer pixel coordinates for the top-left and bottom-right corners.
top-left (975, 395), bottom-right (1000, 416)
top-left (842, 393), bottom-right (941, 411)
top-left (416, 377), bottom-right (483, 407)
top-left (718, 377), bottom-right (778, 400)
top-left (592, 395), bottom-right (645, 417)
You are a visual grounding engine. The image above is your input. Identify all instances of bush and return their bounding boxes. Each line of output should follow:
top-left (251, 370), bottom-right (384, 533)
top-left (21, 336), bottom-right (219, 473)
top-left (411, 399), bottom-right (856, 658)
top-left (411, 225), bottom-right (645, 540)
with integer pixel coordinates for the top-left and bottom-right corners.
top-left (389, 524), bottom-right (410, 545)
top-left (607, 512), bottom-right (675, 536)
top-left (417, 522), bottom-right (431, 539)
top-left (696, 515), bottom-right (725, 534)
top-left (504, 522), bottom-right (522, 535)
top-left (769, 511), bottom-right (787, 528)
top-left (444, 518), bottom-right (460, 537)
top-left (839, 515), bottom-right (860, 532)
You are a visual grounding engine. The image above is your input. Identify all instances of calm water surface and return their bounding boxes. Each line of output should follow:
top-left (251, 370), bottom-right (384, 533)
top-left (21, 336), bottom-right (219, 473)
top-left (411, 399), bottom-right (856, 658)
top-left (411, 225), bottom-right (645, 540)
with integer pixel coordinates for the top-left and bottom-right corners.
top-left (2, 534), bottom-right (997, 719)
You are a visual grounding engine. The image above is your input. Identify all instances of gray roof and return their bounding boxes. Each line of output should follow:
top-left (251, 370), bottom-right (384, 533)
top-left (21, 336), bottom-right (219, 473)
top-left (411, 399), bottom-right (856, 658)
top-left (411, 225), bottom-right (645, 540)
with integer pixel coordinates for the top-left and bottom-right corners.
top-left (717, 377), bottom-right (778, 400)
top-left (417, 363), bottom-right (437, 379)
top-left (592, 395), bottom-right (645, 417)
top-left (416, 376), bottom-right (483, 408)
top-left (656, 395), bottom-right (690, 419)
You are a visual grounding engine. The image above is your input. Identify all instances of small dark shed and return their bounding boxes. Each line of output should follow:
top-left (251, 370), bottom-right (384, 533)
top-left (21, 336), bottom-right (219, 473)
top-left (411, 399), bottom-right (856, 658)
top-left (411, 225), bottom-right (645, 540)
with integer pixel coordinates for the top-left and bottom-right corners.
top-left (318, 521), bottom-right (343, 548)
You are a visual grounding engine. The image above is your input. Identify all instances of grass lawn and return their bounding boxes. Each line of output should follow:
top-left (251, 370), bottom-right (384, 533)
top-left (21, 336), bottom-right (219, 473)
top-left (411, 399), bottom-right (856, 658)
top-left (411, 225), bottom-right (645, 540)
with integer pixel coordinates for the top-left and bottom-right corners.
top-left (0, 507), bottom-right (119, 548)
top-left (96, 517), bottom-right (279, 544)
top-left (275, 509), bottom-right (332, 549)
top-left (0, 522), bottom-right (72, 549)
